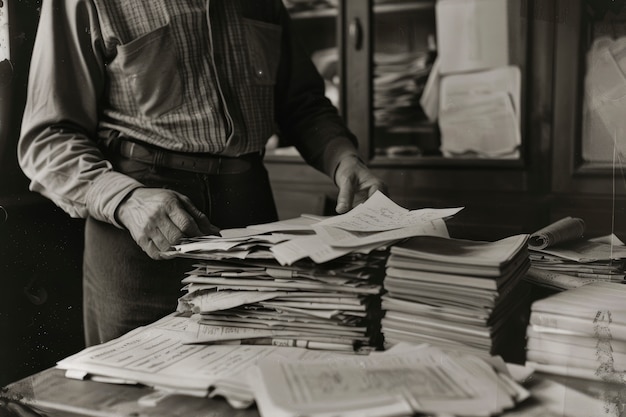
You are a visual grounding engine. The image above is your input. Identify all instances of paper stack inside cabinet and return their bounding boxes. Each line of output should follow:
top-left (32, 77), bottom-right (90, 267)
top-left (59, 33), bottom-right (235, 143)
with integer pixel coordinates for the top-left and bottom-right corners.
top-left (373, 50), bottom-right (435, 132)
top-left (526, 281), bottom-right (626, 381)
top-left (381, 233), bottom-right (531, 357)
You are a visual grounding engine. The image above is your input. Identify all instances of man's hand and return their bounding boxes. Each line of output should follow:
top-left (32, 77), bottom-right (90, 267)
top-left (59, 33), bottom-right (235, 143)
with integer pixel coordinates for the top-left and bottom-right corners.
top-left (334, 155), bottom-right (387, 214)
top-left (116, 188), bottom-right (219, 259)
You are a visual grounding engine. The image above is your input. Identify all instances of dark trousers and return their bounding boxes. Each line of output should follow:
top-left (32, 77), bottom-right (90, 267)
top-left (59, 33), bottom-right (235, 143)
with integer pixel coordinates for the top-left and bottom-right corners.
top-left (83, 153), bottom-right (278, 346)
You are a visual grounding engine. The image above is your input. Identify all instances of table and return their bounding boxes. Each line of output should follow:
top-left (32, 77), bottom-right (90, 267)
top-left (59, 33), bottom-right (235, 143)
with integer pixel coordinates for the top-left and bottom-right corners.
top-left (2, 368), bottom-right (256, 417)
top-left (3, 366), bottom-right (626, 417)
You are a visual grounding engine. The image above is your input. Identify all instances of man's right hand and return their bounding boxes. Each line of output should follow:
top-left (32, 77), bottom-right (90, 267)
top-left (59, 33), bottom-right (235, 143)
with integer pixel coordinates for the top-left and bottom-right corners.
top-left (115, 188), bottom-right (219, 259)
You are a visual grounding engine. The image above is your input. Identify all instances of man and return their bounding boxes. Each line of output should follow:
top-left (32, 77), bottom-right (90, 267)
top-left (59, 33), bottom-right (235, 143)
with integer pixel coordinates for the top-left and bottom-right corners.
top-left (18, 0), bottom-right (386, 346)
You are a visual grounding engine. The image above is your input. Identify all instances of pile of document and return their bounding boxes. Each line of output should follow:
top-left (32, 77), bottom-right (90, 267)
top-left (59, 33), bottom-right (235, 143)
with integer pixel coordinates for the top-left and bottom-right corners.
top-left (169, 191), bottom-right (462, 353)
top-left (176, 251), bottom-right (388, 351)
top-left (526, 281), bottom-right (626, 382)
top-left (373, 51), bottom-right (434, 132)
top-left (381, 233), bottom-right (531, 357)
top-left (56, 315), bottom-right (529, 416)
top-left (525, 216), bottom-right (626, 291)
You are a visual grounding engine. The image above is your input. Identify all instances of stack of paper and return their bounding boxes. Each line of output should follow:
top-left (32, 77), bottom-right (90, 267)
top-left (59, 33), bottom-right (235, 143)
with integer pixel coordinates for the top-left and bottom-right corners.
top-left (525, 217), bottom-right (626, 291)
top-left (373, 51), bottom-right (434, 132)
top-left (381, 234), bottom-right (531, 357)
top-left (526, 281), bottom-right (626, 382)
top-left (169, 191), bottom-right (463, 352)
top-left (176, 251), bottom-right (388, 351)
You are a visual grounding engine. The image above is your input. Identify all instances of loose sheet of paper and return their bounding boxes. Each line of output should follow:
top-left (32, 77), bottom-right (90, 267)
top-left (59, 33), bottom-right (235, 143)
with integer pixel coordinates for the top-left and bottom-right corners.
top-left (316, 190), bottom-right (462, 232)
top-left (177, 289), bottom-right (291, 313)
top-left (314, 218), bottom-right (450, 248)
top-left (435, 0), bottom-right (509, 74)
top-left (438, 66), bottom-right (521, 158)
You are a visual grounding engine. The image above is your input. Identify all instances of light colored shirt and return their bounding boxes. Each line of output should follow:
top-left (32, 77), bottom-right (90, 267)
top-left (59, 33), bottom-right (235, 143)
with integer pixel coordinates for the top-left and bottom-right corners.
top-left (19, 0), bottom-right (358, 227)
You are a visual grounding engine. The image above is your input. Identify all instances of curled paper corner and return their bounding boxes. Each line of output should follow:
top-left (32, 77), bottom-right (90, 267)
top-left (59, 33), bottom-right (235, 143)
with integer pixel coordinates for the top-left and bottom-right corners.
top-left (528, 217), bottom-right (585, 250)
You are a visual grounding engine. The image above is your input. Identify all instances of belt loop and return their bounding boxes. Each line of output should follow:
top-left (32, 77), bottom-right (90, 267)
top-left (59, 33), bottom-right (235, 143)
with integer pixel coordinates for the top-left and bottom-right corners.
top-left (102, 129), bottom-right (122, 154)
top-left (216, 157), bottom-right (222, 175)
top-left (152, 149), bottom-right (164, 173)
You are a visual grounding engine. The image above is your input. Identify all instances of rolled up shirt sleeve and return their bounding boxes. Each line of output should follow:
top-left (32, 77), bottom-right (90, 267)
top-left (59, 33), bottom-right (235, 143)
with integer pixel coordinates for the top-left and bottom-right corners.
top-left (18, 0), bottom-right (143, 228)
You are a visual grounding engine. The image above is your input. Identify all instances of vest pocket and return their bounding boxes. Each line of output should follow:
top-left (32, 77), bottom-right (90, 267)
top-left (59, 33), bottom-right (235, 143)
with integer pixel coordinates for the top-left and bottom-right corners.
top-left (115, 24), bottom-right (183, 118)
top-left (243, 18), bottom-right (282, 86)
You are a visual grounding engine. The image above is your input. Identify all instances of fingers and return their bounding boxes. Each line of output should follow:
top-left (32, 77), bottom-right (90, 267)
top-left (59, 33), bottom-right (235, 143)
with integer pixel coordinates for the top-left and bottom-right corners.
top-left (335, 179), bottom-right (356, 214)
top-left (166, 198), bottom-right (204, 237)
top-left (176, 194), bottom-right (220, 235)
top-left (149, 228), bottom-right (172, 253)
top-left (370, 179), bottom-right (388, 197)
top-left (117, 188), bottom-right (219, 260)
top-left (137, 231), bottom-right (167, 260)
top-left (148, 239), bottom-right (166, 260)
top-left (334, 158), bottom-right (387, 214)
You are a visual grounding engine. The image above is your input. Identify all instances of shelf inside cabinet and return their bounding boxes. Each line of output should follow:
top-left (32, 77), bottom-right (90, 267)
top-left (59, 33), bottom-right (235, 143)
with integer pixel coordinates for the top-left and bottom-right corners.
top-left (288, 8), bottom-right (337, 19)
top-left (373, 1), bottom-right (435, 14)
top-left (264, 145), bottom-right (525, 170)
top-left (369, 155), bottom-right (525, 169)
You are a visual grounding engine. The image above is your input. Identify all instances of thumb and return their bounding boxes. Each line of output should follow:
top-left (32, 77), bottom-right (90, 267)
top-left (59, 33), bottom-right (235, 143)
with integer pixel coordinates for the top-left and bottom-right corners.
top-left (177, 194), bottom-right (220, 235)
top-left (335, 179), bottom-right (356, 214)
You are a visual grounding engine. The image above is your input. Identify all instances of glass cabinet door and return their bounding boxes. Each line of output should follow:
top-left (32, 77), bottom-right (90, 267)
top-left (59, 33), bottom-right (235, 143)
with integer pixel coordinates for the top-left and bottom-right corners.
top-left (580, 4), bottom-right (626, 168)
top-left (552, 0), bottom-right (626, 196)
top-left (363, 0), bottom-right (528, 164)
top-left (371, 0), bottom-right (437, 159)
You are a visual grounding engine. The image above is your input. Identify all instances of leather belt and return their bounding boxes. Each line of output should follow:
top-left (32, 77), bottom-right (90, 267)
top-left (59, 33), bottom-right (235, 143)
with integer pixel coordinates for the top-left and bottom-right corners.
top-left (116, 140), bottom-right (258, 175)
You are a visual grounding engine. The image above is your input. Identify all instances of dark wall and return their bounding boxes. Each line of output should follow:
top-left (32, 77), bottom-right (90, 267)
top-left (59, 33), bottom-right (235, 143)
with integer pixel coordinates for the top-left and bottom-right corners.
top-left (0, 0), bottom-right (85, 387)
top-left (0, 203), bottom-right (85, 386)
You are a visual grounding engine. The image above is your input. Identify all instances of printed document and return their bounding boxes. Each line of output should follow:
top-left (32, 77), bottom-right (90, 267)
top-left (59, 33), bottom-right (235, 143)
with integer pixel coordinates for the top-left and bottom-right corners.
top-left (438, 66), bottom-right (521, 158)
top-left (316, 190), bottom-right (462, 232)
top-left (251, 344), bottom-right (523, 417)
top-left (56, 314), bottom-right (344, 406)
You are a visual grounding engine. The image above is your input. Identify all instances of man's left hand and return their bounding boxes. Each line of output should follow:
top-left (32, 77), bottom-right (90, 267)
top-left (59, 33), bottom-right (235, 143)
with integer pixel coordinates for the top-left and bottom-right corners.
top-left (334, 155), bottom-right (387, 214)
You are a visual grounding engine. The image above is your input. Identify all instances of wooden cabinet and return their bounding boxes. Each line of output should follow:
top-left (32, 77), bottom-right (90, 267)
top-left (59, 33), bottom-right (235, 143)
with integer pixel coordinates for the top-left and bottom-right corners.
top-left (267, 0), bottom-right (554, 240)
top-left (550, 0), bottom-right (626, 238)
